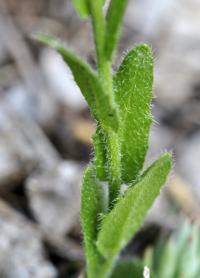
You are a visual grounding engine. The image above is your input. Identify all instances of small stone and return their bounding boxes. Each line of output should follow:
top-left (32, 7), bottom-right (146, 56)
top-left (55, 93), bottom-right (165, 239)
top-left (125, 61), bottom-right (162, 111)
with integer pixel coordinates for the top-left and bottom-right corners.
top-left (40, 49), bottom-right (87, 111)
top-left (176, 132), bottom-right (200, 201)
top-left (26, 160), bottom-right (82, 236)
top-left (0, 200), bottom-right (57, 278)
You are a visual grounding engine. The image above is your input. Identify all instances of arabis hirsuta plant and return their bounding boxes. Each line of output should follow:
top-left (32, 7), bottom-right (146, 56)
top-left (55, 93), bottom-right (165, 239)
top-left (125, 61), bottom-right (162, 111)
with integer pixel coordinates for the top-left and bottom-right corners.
top-left (35, 1), bottom-right (172, 277)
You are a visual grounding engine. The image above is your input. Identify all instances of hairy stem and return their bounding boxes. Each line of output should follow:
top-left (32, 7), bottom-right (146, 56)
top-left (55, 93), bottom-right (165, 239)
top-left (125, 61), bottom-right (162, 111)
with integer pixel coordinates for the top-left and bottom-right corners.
top-left (97, 257), bottom-right (117, 278)
top-left (106, 128), bottom-right (121, 205)
top-left (88, 1), bottom-right (121, 206)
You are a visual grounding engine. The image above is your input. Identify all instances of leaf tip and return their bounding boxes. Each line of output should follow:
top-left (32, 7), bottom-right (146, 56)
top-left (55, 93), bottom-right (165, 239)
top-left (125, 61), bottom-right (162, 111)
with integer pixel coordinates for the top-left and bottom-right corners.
top-left (32, 32), bottom-right (60, 49)
top-left (72, 0), bottom-right (90, 19)
top-left (161, 151), bottom-right (173, 165)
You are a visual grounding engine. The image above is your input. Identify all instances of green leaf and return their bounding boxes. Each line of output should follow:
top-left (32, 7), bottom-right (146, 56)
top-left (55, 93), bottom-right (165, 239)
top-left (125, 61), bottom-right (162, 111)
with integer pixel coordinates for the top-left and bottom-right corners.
top-left (72, 0), bottom-right (89, 18)
top-left (104, 0), bottom-right (128, 60)
top-left (71, 0), bottom-right (106, 19)
top-left (80, 164), bottom-right (108, 277)
top-left (35, 33), bottom-right (118, 131)
top-left (88, 0), bottom-right (106, 67)
top-left (151, 238), bottom-right (166, 274)
top-left (144, 222), bottom-right (200, 278)
top-left (93, 125), bottom-right (122, 205)
top-left (110, 259), bottom-right (145, 278)
top-left (114, 44), bottom-right (153, 183)
top-left (93, 126), bottom-right (122, 205)
top-left (97, 153), bottom-right (172, 258)
top-left (180, 225), bottom-right (200, 278)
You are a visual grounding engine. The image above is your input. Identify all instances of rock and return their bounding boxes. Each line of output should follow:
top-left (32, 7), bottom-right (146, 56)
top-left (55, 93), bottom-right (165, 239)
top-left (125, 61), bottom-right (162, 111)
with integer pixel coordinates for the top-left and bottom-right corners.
top-left (0, 42), bottom-right (8, 66)
top-left (123, 0), bottom-right (200, 107)
top-left (0, 101), bottom-right (63, 189)
top-left (0, 102), bottom-right (60, 168)
top-left (0, 105), bottom-right (33, 189)
top-left (40, 49), bottom-right (87, 111)
top-left (26, 161), bottom-right (82, 237)
top-left (45, 234), bottom-right (83, 261)
top-left (167, 175), bottom-right (200, 223)
top-left (125, 0), bottom-right (173, 39)
top-left (176, 132), bottom-right (200, 200)
top-left (6, 0), bottom-right (47, 16)
top-left (0, 142), bottom-right (27, 190)
top-left (4, 82), bottom-right (60, 130)
top-left (147, 125), bottom-right (175, 162)
top-left (0, 200), bottom-right (57, 278)
top-left (147, 185), bottom-right (181, 231)
top-left (71, 118), bottom-right (95, 145)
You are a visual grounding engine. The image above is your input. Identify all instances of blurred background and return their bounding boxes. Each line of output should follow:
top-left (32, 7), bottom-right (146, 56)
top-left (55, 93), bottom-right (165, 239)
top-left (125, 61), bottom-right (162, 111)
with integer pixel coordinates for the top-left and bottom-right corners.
top-left (0, 0), bottom-right (200, 277)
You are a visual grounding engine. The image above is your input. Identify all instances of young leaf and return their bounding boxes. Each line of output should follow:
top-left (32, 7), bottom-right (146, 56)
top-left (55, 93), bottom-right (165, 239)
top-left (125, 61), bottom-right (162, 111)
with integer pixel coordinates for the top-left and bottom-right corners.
top-left (72, 0), bottom-right (89, 18)
top-left (97, 153), bottom-right (172, 258)
top-left (114, 44), bottom-right (153, 183)
top-left (71, 0), bottom-right (106, 18)
top-left (81, 164), bottom-right (108, 277)
top-left (35, 33), bottom-right (118, 131)
top-left (104, 0), bottom-right (128, 60)
top-left (88, 0), bottom-right (106, 68)
top-left (110, 259), bottom-right (149, 278)
top-left (93, 125), bottom-right (122, 204)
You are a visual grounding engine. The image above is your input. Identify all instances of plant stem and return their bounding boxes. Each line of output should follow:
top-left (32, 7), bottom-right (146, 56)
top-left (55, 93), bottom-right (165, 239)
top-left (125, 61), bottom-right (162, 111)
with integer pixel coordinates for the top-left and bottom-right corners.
top-left (89, 1), bottom-right (121, 206)
top-left (88, 1), bottom-right (106, 73)
top-left (85, 3), bottom-right (121, 276)
top-left (106, 128), bottom-right (121, 204)
top-left (97, 256), bottom-right (117, 278)
top-left (93, 125), bottom-right (108, 181)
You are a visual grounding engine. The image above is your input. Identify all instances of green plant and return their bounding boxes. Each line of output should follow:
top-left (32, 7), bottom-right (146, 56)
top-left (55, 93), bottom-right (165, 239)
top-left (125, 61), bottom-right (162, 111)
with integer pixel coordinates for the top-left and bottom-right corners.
top-left (110, 259), bottom-right (149, 278)
top-left (144, 221), bottom-right (200, 278)
top-left (35, 1), bottom-right (172, 277)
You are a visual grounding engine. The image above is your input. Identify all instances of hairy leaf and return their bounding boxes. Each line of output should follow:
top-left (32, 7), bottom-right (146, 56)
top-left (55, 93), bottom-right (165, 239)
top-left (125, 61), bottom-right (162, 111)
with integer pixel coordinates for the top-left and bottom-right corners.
top-left (81, 164), bottom-right (108, 277)
top-left (114, 44), bottom-right (153, 183)
top-left (105, 0), bottom-right (128, 60)
top-left (110, 259), bottom-right (148, 278)
top-left (93, 127), bottom-right (122, 205)
top-left (93, 125), bottom-right (122, 204)
top-left (97, 153), bottom-right (172, 258)
top-left (35, 33), bottom-right (118, 131)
